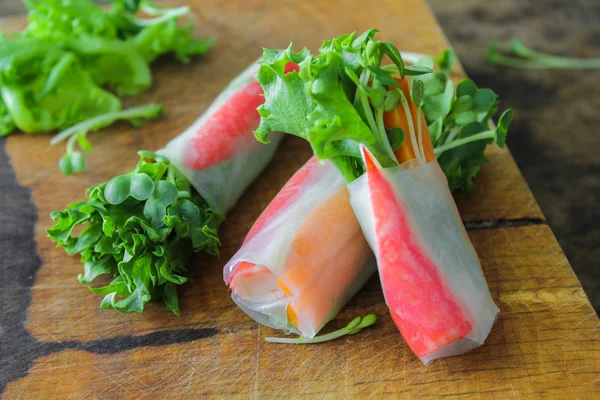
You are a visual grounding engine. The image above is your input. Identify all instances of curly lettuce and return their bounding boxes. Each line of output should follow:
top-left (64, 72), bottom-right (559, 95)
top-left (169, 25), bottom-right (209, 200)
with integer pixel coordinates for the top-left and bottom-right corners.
top-left (48, 151), bottom-right (221, 314)
top-left (255, 30), bottom-right (513, 191)
top-left (22, 0), bottom-right (214, 95)
top-left (0, 38), bottom-right (120, 134)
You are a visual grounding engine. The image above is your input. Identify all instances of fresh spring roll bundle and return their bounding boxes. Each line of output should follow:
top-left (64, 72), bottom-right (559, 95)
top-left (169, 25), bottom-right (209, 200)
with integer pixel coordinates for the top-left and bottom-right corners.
top-left (350, 147), bottom-right (498, 364)
top-left (346, 77), bottom-right (500, 364)
top-left (48, 61), bottom-right (282, 314)
top-left (253, 30), bottom-right (513, 361)
top-left (224, 158), bottom-right (376, 338)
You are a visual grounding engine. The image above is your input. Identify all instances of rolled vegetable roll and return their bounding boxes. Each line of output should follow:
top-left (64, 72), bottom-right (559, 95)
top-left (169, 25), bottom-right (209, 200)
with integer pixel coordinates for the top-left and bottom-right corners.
top-left (347, 78), bottom-right (499, 364)
top-left (159, 62), bottom-right (282, 215)
top-left (224, 158), bottom-right (376, 337)
top-left (253, 30), bottom-right (513, 361)
top-left (48, 61), bottom-right (282, 314)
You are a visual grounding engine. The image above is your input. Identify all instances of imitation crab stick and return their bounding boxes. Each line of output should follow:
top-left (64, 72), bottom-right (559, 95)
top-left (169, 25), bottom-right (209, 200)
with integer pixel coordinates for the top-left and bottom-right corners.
top-left (159, 61), bottom-right (283, 214)
top-left (348, 77), bottom-right (499, 364)
top-left (224, 158), bottom-right (375, 337)
top-left (185, 80), bottom-right (266, 170)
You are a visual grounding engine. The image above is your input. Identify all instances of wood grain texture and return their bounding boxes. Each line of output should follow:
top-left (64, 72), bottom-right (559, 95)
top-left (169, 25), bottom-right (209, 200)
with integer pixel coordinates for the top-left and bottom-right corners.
top-left (4, 0), bottom-right (543, 343)
top-left (5, 226), bottom-right (600, 398)
top-left (1, 0), bottom-right (598, 398)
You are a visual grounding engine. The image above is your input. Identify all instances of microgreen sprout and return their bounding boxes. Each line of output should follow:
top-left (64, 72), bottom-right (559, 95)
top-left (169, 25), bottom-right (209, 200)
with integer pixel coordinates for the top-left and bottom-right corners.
top-left (488, 39), bottom-right (600, 70)
top-left (265, 314), bottom-right (378, 344)
top-left (52, 104), bottom-right (164, 175)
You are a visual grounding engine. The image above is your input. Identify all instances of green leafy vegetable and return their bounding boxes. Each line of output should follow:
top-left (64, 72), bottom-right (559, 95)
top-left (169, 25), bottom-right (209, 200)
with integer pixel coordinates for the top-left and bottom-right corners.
top-left (0, 0), bottom-right (213, 153)
top-left (51, 103), bottom-right (164, 175)
top-left (23, 0), bottom-right (151, 95)
top-left (22, 0), bottom-right (214, 95)
top-left (265, 314), bottom-right (378, 344)
top-left (0, 38), bottom-right (121, 135)
top-left (436, 49), bottom-right (456, 75)
top-left (399, 48), bottom-right (457, 75)
top-left (256, 30), bottom-right (513, 191)
top-left (0, 96), bottom-right (16, 136)
top-left (488, 39), bottom-right (600, 70)
top-left (128, 19), bottom-right (215, 64)
top-left (47, 151), bottom-right (221, 314)
top-left (108, 0), bottom-right (192, 31)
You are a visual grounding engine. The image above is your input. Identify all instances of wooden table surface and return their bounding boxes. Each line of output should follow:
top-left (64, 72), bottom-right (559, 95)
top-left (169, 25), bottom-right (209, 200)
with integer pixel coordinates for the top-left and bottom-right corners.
top-left (1, 0), bottom-right (599, 398)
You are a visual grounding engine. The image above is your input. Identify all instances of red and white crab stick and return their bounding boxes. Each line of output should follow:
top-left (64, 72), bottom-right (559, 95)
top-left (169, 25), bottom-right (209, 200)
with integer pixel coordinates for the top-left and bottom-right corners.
top-left (159, 62), bottom-right (282, 214)
top-left (348, 78), bottom-right (499, 364)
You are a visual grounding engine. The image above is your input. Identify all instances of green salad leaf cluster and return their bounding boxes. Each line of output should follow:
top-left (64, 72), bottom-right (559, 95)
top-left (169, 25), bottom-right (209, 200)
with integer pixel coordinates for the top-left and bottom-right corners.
top-left (22, 0), bottom-right (214, 96)
top-left (0, 39), bottom-right (121, 134)
top-left (0, 0), bottom-right (214, 174)
top-left (256, 29), bottom-right (513, 191)
top-left (48, 151), bottom-right (221, 314)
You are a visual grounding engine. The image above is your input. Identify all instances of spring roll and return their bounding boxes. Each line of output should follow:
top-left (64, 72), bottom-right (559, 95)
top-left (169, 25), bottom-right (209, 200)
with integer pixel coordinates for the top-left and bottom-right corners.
top-left (345, 77), bottom-right (499, 363)
top-left (224, 158), bottom-right (376, 337)
top-left (349, 147), bottom-right (499, 364)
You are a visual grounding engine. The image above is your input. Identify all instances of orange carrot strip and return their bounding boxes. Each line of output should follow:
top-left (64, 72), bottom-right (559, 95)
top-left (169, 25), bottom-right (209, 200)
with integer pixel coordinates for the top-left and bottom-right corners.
top-left (384, 77), bottom-right (435, 163)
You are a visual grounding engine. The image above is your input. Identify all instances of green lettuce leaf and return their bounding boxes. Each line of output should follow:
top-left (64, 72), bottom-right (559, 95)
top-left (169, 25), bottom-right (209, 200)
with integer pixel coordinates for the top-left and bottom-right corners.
top-left (256, 30), bottom-right (513, 191)
top-left (23, 0), bottom-right (151, 95)
top-left (23, 0), bottom-right (213, 95)
top-left (0, 38), bottom-right (121, 134)
top-left (48, 151), bottom-right (221, 314)
top-left (128, 19), bottom-right (215, 64)
top-left (256, 42), bottom-right (395, 182)
top-left (0, 96), bottom-right (15, 136)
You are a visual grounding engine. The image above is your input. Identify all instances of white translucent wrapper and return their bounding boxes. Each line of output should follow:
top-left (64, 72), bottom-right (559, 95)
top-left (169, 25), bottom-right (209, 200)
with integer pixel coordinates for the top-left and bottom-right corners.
top-left (348, 156), bottom-right (499, 364)
top-left (158, 61), bottom-right (282, 215)
top-left (224, 159), bottom-right (376, 338)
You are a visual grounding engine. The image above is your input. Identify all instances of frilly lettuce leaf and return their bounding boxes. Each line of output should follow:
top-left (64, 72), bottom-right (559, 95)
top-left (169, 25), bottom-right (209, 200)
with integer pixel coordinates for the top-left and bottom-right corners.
top-left (48, 151), bottom-right (221, 315)
top-left (0, 96), bottom-right (15, 136)
top-left (22, 0), bottom-right (213, 96)
top-left (255, 44), bottom-right (395, 182)
top-left (256, 30), bottom-right (514, 191)
top-left (128, 19), bottom-right (215, 64)
top-left (0, 38), bottom-right (121, 133)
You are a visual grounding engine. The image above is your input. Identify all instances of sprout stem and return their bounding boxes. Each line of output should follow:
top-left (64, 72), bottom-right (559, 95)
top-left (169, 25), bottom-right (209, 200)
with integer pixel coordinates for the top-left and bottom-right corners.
top-left (433, 129), bottom-right (496, 156)
top-left (132, 5), bottom-right (190, 27)
top-left (266, 314), bottom-right (377, 344)
top-left (417, 108), bottom-right (425, 160)
top-left (488, 41), bottom-right (600, 70)
top-left (376, 107), bottom-right (398, 164)
top-left (398, 90), bottom-right (421, 161)
top-left (435, 127), bottom-right (458, 158)
top-left (50, 104), bottom-right (163, 145)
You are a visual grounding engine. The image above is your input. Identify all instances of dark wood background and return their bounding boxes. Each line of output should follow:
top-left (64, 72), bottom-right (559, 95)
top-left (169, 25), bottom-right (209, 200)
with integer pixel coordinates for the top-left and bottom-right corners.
top-left (429, 0), bottom-right (600, 314)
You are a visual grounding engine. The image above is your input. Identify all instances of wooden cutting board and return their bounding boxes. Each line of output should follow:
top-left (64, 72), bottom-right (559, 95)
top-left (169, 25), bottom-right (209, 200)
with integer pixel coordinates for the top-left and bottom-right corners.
top-left (1, 0), bottom-right (599, 398)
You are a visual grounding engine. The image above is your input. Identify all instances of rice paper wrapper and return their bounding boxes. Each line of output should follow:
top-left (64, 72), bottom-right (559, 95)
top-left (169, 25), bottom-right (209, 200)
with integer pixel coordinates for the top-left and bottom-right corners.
top-left (224, 159), bottom-right (376, 338)
top-left (348, 156), bottom-right (499, 364)
top-left (158, 61), bottom-right (283, 215)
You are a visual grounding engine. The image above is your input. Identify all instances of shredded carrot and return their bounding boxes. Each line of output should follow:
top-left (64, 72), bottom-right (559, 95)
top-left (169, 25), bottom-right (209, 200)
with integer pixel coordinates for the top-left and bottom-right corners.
top-left (384, 77), bottom-right (435, 164)
top-left (278, 280), bottom-right (292, 296)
